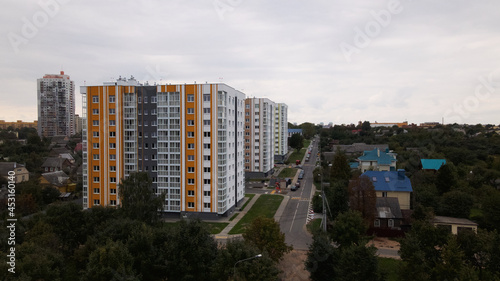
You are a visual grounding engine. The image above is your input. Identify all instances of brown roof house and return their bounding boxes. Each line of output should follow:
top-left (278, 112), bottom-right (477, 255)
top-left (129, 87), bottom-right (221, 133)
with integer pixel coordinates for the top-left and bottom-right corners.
top-left (39, 171), bottom-right (73, 193)
top-left (0, 162), bottom-right (30, 184)
top-left (432, 216), bottom-right (478, 235)
top-left (41, 157), bottom-right (72, 173)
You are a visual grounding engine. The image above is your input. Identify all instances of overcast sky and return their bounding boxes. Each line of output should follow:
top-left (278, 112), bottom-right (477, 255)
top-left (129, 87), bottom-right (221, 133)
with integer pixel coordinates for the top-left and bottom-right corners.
top-left (1, 0), bottom-right (499, 125)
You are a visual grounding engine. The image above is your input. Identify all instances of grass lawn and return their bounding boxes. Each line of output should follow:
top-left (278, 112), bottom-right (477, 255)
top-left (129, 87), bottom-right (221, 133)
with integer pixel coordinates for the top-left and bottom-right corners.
top-left (378, 257), bottom-right (402, 281)
top-left (279, 167), bottom-right (298, 178)
top-left (239, 193), bottom-right (255, 211)
top-left (306, 218), bottom-right (322, 234)
top-left (228, 194), bottom-right (284, 234)
top-left (229, 212), bottom-right (239, 221)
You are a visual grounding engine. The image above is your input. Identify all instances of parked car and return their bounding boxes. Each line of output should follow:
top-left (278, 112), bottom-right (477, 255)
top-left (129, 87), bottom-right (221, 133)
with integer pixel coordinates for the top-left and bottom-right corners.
top-left (295, 181), bottom-right (300, 189)
top-left (298, 170), bottom-right (304, 179)
top-left (291, 184), bottom-right (297, 191)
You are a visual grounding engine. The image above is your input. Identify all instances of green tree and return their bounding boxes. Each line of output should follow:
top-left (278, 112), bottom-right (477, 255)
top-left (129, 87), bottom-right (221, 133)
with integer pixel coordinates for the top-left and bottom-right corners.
top-left (330, 148), bottom-right (351, 184)
top-left (44, 202), bottom-right (86, 255)
top-left (242, 216), bottom-right (292, 261)
top-left (119, 172), bottom-right (165, 224)
top-left (330, 210), bottom-right (368, 248)
top-left (306, 232), bottom-right (339, 281)
top-left (336, 243), bottom-right (379, 281)
top-left (213, 239), bottom-right (279, 281)
top-left (301, 122), bottom-right (316, 139)
top-left (436, 163), bottom-right (459, 195)
top-left (289, 133), bottom-right (304, 152)
top-left (164, 219), bottom-right (218, 281)
top-left (325, 181), bottom-right (349, 220)
top-left (482, 191), bottom-right (500, 231)
top-left (438, 190), bottom-right (473, 218)
top-left (82, 239), bottom-right (139, 281)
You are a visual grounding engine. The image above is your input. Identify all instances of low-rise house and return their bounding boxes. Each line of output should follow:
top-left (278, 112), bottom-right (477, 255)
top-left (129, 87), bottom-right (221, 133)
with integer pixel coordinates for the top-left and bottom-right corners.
top-left (41, 157), bottom-right (72, 173)
top-left (362, 169), bottom-right (413, 210)
top-left (0, 162), bottom-right (30, 183)
top-left (358, 148), bottom-right (397, 172)
top-left (374, 197), bottom-right (403, 229)
top-left (39, 171), bottom-right (72, 193)
top-left (288, 129), bottom-right (303, 137)
top-left (432, 216), bottom-right (478, 234)
top-left (59, 153), bottom-right (75, 164)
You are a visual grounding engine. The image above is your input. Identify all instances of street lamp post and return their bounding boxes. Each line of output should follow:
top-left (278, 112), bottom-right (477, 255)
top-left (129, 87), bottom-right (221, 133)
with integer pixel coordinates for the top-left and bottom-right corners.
top-left (233, 254), bottom-right (262, 280)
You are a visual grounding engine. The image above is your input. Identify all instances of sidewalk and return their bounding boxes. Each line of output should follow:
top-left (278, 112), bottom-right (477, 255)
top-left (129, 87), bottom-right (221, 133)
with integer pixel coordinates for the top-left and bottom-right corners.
top-left (216, 193), bottom-right (261, 238)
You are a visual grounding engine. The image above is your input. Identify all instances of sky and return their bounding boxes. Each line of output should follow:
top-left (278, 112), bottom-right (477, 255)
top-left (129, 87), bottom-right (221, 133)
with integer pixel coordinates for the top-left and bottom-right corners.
top-left (1, 0), bottom-right (499, 125)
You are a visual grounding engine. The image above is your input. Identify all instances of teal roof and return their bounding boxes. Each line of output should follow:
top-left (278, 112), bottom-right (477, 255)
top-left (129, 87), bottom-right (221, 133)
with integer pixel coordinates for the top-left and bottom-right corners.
top-left (358, 148), bottom-right (396, 165)
top-left (349, 162), bottom-right (359, 169)
top-left (421, 159), bottom-right (446, 170)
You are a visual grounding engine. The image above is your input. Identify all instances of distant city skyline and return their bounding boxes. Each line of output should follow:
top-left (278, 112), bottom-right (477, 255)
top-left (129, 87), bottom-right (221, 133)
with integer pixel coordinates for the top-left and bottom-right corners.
top-left (1, 1), bottom-right (499, 125)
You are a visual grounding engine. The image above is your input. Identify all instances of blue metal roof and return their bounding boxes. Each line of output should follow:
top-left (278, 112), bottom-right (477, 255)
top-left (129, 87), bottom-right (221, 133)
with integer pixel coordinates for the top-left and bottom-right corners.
top-left (358, 148), bottom-right (396, 165)
top-left (362, 170), bottom-right (413, 192)
top-left (349, 162), bottom-right (359, 169)
top-left (288, 129), bottom-right (303, 133)
top-left (421, 159), bottom-right (446, 170)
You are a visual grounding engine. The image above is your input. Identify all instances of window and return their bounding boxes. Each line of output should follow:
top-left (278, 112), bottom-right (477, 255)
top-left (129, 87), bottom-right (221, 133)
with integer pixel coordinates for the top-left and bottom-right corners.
top-left (188, 190), bottom-right (195, 196)
top-left (109, 120), bottom-right (115, 126)
top-left (203, 132), bottom-right (210, 137)
top-left (110, 200), bottom-right (116, 206)
top-left (188, 202), bottom-right (194, 208)
top-left (93, 131), bottom-right (99, 137)
top-left (374, 219), bottom-right (380, 227)
top-left (245, 104), bottom-right (250, 109)
top-left (110, 154), bottom-right (116, 160)
top-left (188, 167), bottom-right (195, 173)
top-left (382, 192), bottom-right (387, 197)
top-left (143, 96), bottom-right (148, 103)
top-left (204, 203), bottom-right (210, 208)
top-left (204, 179), bottom-right (211, 184)
top-left (187, 108), bottom-right (194, 114)
top-left (93, 166), bottom-right (99, 171)
top-left (203, 94), bottom-right (210, 102)
top-left (109, 95), bottom-right (115, 103)
top-left (187, 120), bottom-right (194, 126)
top-left (188, 132), bottom-right (194, 138)
top-left (203, 143), bottom-right (210, 149)
top-left (93, 177), bottom-right (100, 183)
top-left (388, 219), bottom-right (394, 228)
top-left (93, 143), bottom-right (99, 149)
top-left (110, 188), bottom-right (117, 194)
top-left (188, 143), bottom-right (194, 149)
top-left (204, 167), bottom-right (210, 173)
top-left (110, 143), bottom-right (116, 149)
top-left (203, 108), bottom-right (210, 114)
top-left (151, 108), bottom-right (157, 115)
top-left (204, 155), bottom-right (210, 161)
top-left (93, 154), bottom-right (99, 160)
top-left (187, 94), bottom-right (194, 102)
top-left (188, 178), bottom-right (195, 184)
top-left (204, 191), bottom-right (211, 196)
top-left (203, 120), bottom-right (210, 125)
top-left (109, 108), bottom-right (115, 115)
top-left (151, 120), bottom-right (157, 126)
top-left (110, 131), bottom-right (116, 137)
top-left (151, 96), bottom-right (157, 103)
top-left (92, 109), bottom-right (99, 114)
top-left (110, 177), bottom-right (116, 183)
top-left (93, 120), bottom-right (99, 126)
top-left (92, 96), bottom-right (99, 103)
top-left (94, 199), bottom-right (100, 205)
top-left (110, 166), bottom-right (116, 172)
top-left (188, 155), bottom-right (194, 161)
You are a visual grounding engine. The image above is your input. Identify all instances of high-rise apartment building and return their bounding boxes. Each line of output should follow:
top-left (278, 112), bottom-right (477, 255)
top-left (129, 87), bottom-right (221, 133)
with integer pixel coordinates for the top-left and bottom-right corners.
top-left (37, 71), bottom-right (75, 137)
top-left (81, 78), bottom-right (245, 217)
top-left (274, 103), bottom-right (288, 163)
top-left (244, 98), bottom-right (275, 177)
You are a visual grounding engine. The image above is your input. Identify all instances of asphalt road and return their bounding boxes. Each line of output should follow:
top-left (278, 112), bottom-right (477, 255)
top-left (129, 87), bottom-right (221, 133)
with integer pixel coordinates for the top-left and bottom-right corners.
top-left (279, 138), bottom-right (319, 250)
